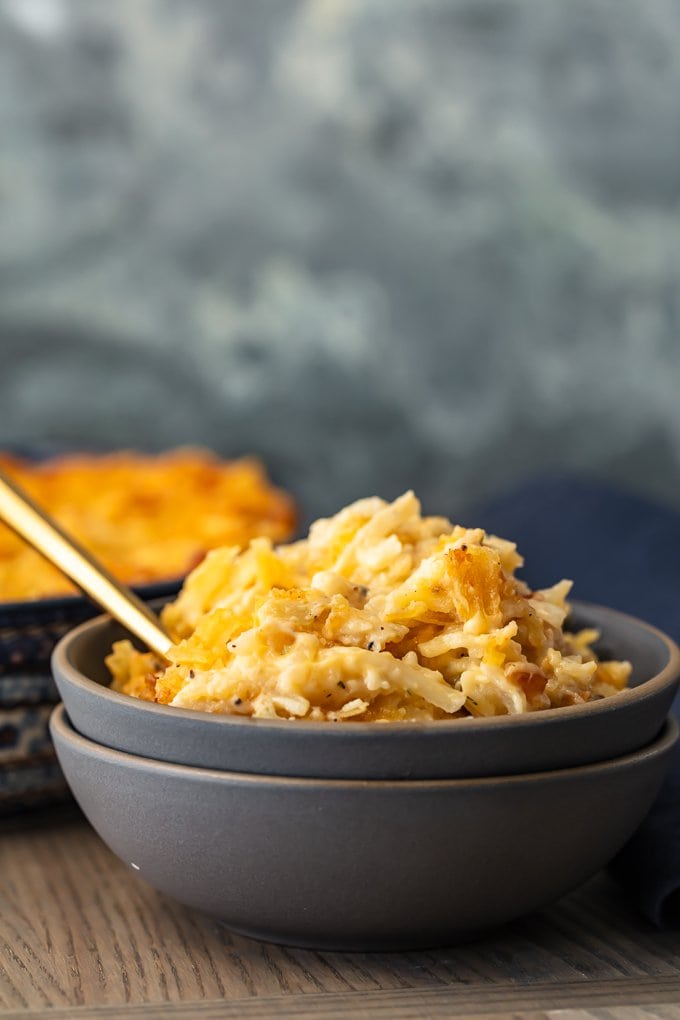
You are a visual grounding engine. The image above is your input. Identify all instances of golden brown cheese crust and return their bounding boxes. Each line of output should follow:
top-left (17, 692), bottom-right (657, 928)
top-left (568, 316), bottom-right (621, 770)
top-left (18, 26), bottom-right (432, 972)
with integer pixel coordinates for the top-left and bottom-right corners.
top-left (0, 449), bottom-right (296, 599)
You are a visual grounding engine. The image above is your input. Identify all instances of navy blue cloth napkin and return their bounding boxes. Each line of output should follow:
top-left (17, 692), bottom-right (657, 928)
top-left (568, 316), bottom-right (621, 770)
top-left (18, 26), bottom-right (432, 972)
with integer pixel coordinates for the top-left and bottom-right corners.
top-left (474, 475), bottom-right (680, 927)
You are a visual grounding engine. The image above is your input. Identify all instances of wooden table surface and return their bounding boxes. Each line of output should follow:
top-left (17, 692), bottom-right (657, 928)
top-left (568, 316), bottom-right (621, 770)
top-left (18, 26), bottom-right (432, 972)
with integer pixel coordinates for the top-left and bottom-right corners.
top-left (1, 805), bottom-right (680, 1020)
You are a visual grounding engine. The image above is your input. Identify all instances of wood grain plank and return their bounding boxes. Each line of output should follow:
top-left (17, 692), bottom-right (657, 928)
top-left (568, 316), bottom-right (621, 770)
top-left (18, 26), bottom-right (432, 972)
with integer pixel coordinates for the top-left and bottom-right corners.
top-left (551, 1010), bottom-right (680, 1020)
top-left (1, 976), bottom-right (680, 1019)
top-left (2, 813), bottom-right (680, 1013)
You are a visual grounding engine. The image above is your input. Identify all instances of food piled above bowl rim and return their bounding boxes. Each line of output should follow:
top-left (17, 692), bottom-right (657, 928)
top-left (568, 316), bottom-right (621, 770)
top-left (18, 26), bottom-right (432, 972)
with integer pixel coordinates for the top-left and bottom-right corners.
top-left (107, 491), bottom-right (633, 723)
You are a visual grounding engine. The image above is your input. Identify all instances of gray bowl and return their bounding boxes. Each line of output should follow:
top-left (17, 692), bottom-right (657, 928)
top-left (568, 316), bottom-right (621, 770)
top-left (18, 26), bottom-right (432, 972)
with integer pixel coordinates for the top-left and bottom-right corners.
top-left (51, 601), bottom-right (680, 780)
top-left (50, 704), bottom-right (678, 951)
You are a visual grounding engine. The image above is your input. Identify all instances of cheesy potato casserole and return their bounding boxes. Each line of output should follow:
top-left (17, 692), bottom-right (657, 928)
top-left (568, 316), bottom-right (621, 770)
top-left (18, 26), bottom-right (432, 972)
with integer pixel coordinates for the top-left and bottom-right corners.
top-left (108, 491), bottom-right (630, 720)
top-left (0, 450), bottom-right (295, 600)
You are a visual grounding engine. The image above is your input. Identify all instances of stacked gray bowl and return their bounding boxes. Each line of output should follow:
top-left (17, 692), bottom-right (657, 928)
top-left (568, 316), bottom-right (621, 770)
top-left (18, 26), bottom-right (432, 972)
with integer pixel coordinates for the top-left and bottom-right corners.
top-left (51, 601), bottom-right (680, 950)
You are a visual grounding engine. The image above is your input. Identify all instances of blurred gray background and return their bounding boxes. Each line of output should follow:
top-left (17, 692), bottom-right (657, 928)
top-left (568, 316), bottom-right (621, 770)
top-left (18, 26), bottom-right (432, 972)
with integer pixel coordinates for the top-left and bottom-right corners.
top-left (1, 0), bottom-right (679, 525)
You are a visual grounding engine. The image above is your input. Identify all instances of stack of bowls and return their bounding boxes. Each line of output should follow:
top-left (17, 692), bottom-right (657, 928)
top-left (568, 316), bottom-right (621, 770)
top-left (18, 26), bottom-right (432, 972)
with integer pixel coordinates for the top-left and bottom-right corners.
top-left (51, 601), bottom-right (680, 950)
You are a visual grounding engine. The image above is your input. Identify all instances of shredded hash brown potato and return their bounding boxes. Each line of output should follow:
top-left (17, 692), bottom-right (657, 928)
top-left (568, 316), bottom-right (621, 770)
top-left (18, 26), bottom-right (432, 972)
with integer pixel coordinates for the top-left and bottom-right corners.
top-left (108, 492), bottom-right (631, 721)
top-left (0, 450), bottom-right (296, 600)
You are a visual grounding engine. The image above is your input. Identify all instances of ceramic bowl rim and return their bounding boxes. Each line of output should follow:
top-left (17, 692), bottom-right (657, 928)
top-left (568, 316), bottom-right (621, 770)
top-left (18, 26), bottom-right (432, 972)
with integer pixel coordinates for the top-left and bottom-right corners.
top-left (50, 703), bottom-right (679, 790)
top-left (52, 599), bottom-right (680, 738)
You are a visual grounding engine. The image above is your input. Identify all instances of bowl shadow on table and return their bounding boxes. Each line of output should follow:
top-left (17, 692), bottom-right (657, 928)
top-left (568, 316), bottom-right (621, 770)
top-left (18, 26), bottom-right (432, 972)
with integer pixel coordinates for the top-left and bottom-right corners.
top-left (157, 865), bottom-right (658, 961)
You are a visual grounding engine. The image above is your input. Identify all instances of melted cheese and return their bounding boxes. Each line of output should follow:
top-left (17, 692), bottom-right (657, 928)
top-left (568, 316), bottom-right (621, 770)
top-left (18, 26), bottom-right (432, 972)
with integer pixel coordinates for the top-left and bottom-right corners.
top-left (108, 492), bottom-right (630, 721)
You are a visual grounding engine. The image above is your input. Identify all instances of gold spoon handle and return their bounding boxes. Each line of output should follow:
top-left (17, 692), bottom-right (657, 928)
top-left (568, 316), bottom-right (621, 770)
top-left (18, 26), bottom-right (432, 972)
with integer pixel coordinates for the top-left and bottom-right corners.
top-left (0, 467), bottom-right (172, 661)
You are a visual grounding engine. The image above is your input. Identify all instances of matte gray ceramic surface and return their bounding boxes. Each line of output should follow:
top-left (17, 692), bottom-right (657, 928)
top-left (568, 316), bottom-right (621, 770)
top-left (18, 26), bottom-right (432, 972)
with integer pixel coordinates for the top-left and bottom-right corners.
top-left (50, 704), bottom-right (678, 951)
top-left (51, 602), bottom-right (680, 780)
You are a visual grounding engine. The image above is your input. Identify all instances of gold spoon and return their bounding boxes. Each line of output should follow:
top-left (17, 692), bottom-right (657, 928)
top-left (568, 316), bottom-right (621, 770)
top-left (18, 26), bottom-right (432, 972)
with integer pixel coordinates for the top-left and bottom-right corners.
top-left (0, 467), bottom-right (172, 661)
